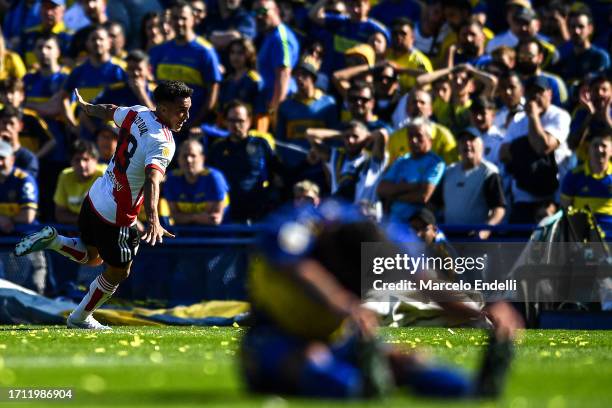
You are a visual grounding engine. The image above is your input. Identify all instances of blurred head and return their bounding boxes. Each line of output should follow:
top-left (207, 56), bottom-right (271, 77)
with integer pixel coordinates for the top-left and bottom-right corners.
top-left (342, 120), bottom-right (370, 156)
top-left (525, 77), bottom-right (552, 112)
top-left (443, 0), bottom-right (471, 31)
top-left (325, 0), bottom-right (347, 15)
top-left (491, 46), bottom-right (516, 70)
top-left (254, 0), bottom-right (281, 32)
top-left (391, 18), bottom-right (414, 53)
top-left (539, 0), bottom-right (569, 38)
top-left (293, 179), bottom-right (320, 207)
top-left (469, 96), bottom-right (496, 132)
top-left (516, 39), bottom-right (543, 75)
top-left (589, 75), bottom-right (612, 111)
top-left (105, 21), bottom-right (126, 56)
top-left (368, 32), bottom-right (387, 59)
top-left (0, 79), bottom-right (25, 108)
top-left (458, 21), bottom-right (485, 58)
top-left (422, 0), bottom-right (445, 28)
top-left (141, 12), bottom-right (164, 48)
top-left (162, 9), bottom-right (175, 39)
top-left (41, 0), bottom-right (65, 29)
top-left (224, 0), bottom-right (242, 11)
top-left (70, 139), bottom-right (99, 181)
top-left (171, 1), bottom-right (196, 41)
top-left (457, 128), bottom-right (484, 165)
top-left (409, 208), bottom-right (437, 245)
top-left (588, 134), bottom-right (612, 172)
top-left (451, 67), bottom-right (474, 95)
top-left (510, 7), bottom-right (539, 40)
top-left (407, 88), bottom-right (433, 118)
top-left (34, 34), bottom-right (61, 68)
top-left (224, 100), bottom-right (252, 139)
top-left (347, 82), bottom-right (375, 120)
top-left (227, 38), bottom-right (257, 72)
top-left (95, 126), bottom-right (117, 161)
top-left (569, 9), bottom-right (594, 46)
top-left (294, 64), bottom-right (317, 96)
top-left (498, 70), bottom-right (523, 108)
top-left (85, 25), bottom-right (111, 59)
top-left (81, 0), bottom-right (106, 21)
top-left (347, 0), bottom-right (370, 22)
top-left (407, 117), bottom-right (433, 156)
top-left (154, 81), bottom-right (193, 131)
top-left (190, 0), bottom-right (207, 25)
top-left (0, 106), bottom-right (23, 148)
top-left (178, 139), bottom-right (205, 178)
top-left (0, 140), bottom-right (15, 177)
top-left (125, 50), bottom-right (151, 81)
top-left (374, 64), bottom-right (398, 96)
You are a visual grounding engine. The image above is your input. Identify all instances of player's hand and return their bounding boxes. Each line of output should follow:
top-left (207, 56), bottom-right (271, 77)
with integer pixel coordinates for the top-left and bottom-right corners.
top-left (578, 86), bottom-right (595, 114)
top-left (526, 100), bottom-right (542, 118)
top-left (141, 221), bottom-right (175, 246)
top-left (349, 305), bottom-right (379, 339)
top-left (484, 302), bottom-right (524, 341)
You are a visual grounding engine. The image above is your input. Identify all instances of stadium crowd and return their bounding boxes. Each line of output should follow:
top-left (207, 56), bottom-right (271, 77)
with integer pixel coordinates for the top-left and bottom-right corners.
top-left (0, 0), bottom-right (610, 239)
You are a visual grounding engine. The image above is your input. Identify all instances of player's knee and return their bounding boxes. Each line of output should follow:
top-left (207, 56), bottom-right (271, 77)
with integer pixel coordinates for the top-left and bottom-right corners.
top-left (104, 264), bottom-right (131, 284)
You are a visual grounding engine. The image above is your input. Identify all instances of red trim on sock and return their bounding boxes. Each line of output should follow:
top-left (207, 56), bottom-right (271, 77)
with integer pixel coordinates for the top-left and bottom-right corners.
top-left (60, 245), bottom-right (87, 262)
top-left (84, 288), bottom-right (104, 312)
top-left (96, 276), bottom-right (116, 293)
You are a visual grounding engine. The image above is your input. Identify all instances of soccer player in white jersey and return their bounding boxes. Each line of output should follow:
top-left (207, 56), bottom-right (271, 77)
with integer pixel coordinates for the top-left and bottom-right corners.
top-left (14, 80), bottom-right (193, 329)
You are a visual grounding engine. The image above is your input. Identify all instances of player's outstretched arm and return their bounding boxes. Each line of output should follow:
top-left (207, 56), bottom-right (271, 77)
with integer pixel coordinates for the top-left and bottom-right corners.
top-left (142, 166), bottom-right (175, 246)
top-left (74, 88), bottom-right (118, 122)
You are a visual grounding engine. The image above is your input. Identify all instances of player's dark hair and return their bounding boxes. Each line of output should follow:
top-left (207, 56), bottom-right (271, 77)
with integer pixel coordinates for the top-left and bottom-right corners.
top-left (0, 105), bottom-right (23, 121)
top-left (126, 49), bottom-right (149, 64)
top-left (71, 139), bottom-right (100, 160)
top-left (223, 99), bottom-right (252, 118)
top-left (392, 17), bottom-right (414, 31)
top-left (153, 81), bottom-right (193, 104)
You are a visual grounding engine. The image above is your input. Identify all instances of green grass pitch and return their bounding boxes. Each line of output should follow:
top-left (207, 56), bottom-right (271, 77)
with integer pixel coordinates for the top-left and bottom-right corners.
top-left (0, 326), bottom-right (611, 407)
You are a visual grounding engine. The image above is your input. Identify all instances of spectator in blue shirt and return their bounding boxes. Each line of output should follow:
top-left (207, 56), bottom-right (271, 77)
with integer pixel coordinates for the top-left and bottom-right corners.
top-left (207, 0), bottom-right (257, 49)
top-left (254, 0), bottom-right (300, 115)
top-left (309, 0), bottom-right (390, 72)
top-left (555, 8), bottom-right (610, 89)
top-left (377, 117), bottom-right (445, 222)
top-left (164, 139), bottom-right (230, 226)
top-left (149, 0), bottom-right (223, 134)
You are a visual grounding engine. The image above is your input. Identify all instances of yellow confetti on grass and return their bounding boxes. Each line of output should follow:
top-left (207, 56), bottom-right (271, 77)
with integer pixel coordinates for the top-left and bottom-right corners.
top-left (446, 340), bottom-right (453, 349)
top-left (119, 340), bottom-right (129, 346)
top-left (221, 341), bottom-right (229, 347)
top-left (0, 344), bottom-right (6, 349)
top-left (232, 322), bottom-right (240, 328)
top-left (117, 351), bottom-right (128, 357)
top-left (130, 335), bottom-right (143, 347)
top-left (94, 348), bottom-right (106, 353)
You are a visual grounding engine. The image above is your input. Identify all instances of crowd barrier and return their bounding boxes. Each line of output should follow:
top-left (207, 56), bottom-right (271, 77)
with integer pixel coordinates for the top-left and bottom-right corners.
top-left (1, 222), bottom-right (609, 304)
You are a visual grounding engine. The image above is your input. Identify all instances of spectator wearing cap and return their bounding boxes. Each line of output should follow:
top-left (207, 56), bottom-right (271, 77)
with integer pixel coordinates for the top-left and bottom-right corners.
top-left (95, 125), bottom-right (117, 164)
top-left (378, 117), bottom-right (445, 222)
top-left (149, 1), bottom-right (222, 135)
top-left (561, 133), bottom-right (612, 231)
top-left (17, 0), bottom-right (73, 70)
top-left (494, 70), bottom-right (525, 134)
top-left (308, 119), bottom-right (388, 219)
top-left (276, 56), bottom-right (338, 143)
top-left (164, 139), bottom-right (230, 226)
top-left (434, 127), bottom-right (506, 239)
top-left (468, 97), bottom-right (505, 168)
top-left (388, 88), bottom-right (458, 164)
top-left (499, 76), bottom-right (571, 224)
top-left (554, 8), bottom-right (610, 88)
top-left (0, 138), bottom-right (46, 294)
top-left (309, 0), bottom-right (390, 73)
top-left (416, 62), bottom-right (498, 134)
top-left (386, 18), bottom-right (433, 93)
top-left (331, 44), bottom-right (376, 99)
top-left (0, 106), bottom-right (39, 179)
top-left (516, 38), bottom-right (568, 107)
top-left (53, 139), bottom-right (106, 225)
top-left (92, 50), bottom-right (155, 110)
top-left (254, 0), bottom-right (300, 118)
top-left (568, 75), bottom-right (612, 162)
top-left (293, 179), bottom-right (321, 208)
top-left (486, 4), bottom-right (558, 69)
top-left (207, 0), bottom-right (257, 49)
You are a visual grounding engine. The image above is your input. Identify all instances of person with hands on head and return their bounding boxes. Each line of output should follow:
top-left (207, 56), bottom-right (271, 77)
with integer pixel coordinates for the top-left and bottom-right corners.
top-left (15, 80), bottom-right (193, 330)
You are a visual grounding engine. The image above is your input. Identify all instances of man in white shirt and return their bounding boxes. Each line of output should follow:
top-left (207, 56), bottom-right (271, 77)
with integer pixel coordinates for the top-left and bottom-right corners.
top-left (493, 70), bottom-right (525, 135)
top-left (468, 96), bottom-right (505, 168)
top-left (499, 76), bottom-right (571, 223)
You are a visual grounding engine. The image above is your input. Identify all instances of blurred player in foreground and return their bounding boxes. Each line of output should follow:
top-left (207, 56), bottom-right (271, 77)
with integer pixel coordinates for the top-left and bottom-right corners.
top-left (242, 201), bottom-right (523, 398)
top-left (15, 80), bottom-right (193, 329)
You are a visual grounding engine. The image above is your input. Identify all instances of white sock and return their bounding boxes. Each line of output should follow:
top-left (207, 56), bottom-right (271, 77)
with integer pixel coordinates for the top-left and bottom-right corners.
top-left (49, 235), bottom-right (89, 264)
top-left (70, 275), bottom-right (118, 321)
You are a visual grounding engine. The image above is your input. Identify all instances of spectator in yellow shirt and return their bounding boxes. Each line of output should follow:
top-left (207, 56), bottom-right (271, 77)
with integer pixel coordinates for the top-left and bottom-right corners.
top-left (53, 139), bottom-right (106, 224)
top-left (0, 34), bottom-right (27, 81)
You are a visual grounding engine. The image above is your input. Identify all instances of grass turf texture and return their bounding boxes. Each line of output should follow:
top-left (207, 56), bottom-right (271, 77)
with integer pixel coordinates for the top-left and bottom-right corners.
top-left (0, 327), bottom-right (611, 407)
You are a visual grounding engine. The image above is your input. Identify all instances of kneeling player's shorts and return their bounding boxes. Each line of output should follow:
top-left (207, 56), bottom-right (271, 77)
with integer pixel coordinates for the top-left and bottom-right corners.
top-left (78, 197), bottom-right (140, 268)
